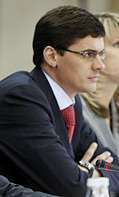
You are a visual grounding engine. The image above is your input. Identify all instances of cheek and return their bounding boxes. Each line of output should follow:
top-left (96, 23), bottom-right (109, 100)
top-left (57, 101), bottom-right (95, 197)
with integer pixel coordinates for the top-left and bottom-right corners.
top-left (104, 49), bottom-right (119, 73)
top-left (103, 59), bottom-right (119, 83)
top-left (105, 60), bottom-right (118, 74)
top-left (57, 56), bottom-right (89, 82)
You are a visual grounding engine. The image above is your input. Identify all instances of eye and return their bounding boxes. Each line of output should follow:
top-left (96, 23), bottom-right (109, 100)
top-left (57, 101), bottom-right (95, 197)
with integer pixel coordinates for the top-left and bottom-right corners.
top-left (113, 41), bottom-right (119, 48)
top-left (87, 51), bottom-right (96, 58)
top-left (99, 50), bottom-right (106, 60)
top-left (80, 51), bottom-right (96, 58)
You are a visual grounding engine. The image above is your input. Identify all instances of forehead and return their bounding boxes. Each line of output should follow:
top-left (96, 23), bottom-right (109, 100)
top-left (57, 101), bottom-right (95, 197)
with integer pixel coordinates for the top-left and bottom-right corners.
top-left (70, 36), bottom-right (104, 51)
top-left (102, 17), bottom-right (119, 42)
top-left (105, 25), bottom-right (119, 44)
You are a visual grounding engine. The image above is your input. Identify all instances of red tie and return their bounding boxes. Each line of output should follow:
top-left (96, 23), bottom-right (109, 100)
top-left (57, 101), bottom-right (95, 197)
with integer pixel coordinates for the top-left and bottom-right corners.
top-left (61, 105), bottom-right (76, 143)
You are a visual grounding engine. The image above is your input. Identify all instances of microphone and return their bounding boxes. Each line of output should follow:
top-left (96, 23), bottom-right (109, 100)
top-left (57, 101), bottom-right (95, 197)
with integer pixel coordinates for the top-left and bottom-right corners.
top-left (95, 160), bottom-right (119, 173)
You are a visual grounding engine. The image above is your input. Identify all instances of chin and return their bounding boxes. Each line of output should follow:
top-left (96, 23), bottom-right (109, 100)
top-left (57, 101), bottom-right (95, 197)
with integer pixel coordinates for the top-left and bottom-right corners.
top-left (83, 85), bottom-right (96, 93)
top-left (88, 86), bottom-right (96, 93)
top-left (77, 84), bottom-right (96, 93)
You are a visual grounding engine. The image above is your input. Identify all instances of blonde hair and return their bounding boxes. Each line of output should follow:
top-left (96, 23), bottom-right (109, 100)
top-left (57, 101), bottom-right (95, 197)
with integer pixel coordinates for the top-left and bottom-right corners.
top-left (97, 13), bottom-right (119, 117)
top-left (81, 12), bottom-right (119, 118)
top-left (96, 13), bottom-right (119, 40)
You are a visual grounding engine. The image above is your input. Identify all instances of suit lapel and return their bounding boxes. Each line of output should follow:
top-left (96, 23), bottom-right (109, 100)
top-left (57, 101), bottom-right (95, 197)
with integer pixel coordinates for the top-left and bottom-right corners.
top-left (30, 67), bottom-right (73, 155)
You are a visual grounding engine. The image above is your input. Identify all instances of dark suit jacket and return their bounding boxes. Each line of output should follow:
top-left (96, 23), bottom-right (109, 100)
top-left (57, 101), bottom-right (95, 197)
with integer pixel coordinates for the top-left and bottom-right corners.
top-left (0, 67), bottom-right (119, 197)
top-left (0, 175), bottom-right (56, 197)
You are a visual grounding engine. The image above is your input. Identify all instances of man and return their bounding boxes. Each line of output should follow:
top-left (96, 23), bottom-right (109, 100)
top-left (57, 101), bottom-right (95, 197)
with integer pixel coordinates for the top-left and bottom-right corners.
top-left (0, 5), bottom-right (119, 197)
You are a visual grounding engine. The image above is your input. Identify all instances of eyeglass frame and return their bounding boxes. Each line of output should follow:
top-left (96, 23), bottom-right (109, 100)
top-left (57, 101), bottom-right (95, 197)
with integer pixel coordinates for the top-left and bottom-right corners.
top-left (56, 47), bottom-right (105, 62)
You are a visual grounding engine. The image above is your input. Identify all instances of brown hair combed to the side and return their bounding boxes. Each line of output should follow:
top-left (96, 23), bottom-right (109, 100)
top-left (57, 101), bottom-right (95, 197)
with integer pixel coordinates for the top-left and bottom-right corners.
top-left (32, 6), bottom-right (105, 67)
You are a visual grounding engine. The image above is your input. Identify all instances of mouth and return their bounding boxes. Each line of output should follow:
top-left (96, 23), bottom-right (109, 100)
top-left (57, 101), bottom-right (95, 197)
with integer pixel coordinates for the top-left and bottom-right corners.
top-left (88, 75), bottom-right (99, 82)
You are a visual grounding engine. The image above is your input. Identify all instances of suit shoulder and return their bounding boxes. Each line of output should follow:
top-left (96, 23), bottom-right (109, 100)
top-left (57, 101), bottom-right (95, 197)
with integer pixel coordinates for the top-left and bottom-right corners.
top-left (0, 71), bottom-right (34, 90)
top-left (0, 71), bottom-right (49, 107)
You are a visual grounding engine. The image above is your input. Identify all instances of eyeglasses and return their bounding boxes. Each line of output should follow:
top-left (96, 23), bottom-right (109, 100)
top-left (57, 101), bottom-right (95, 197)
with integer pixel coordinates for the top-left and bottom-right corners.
top-left (57, 47), bottom-right (105, 62)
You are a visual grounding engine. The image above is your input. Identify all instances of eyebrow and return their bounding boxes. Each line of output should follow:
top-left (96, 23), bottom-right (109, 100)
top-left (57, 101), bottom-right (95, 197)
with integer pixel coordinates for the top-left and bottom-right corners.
top-left (80, 49), bottom-right (105, 53)
top-left (56, 47), bottom-right (105, 55)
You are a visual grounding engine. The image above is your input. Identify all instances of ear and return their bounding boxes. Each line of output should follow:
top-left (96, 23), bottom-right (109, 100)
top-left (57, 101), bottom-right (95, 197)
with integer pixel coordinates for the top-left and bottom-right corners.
top-left (43, 46), bottom-right (57, 68)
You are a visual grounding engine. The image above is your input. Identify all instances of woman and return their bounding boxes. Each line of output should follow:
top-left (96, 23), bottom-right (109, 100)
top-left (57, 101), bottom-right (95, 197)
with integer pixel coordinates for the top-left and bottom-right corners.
top-left (81, 13), bottom-right (119, 156)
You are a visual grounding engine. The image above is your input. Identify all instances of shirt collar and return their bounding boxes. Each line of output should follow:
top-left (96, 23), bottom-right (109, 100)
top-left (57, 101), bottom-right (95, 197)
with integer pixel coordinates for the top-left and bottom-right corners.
top-left (44, 72), bottom-right (75, 110)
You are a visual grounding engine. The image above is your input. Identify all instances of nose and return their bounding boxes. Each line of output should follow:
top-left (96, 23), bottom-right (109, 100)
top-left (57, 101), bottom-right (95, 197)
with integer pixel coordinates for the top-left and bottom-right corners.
top-left (93, 55), bottom-right (106, 71)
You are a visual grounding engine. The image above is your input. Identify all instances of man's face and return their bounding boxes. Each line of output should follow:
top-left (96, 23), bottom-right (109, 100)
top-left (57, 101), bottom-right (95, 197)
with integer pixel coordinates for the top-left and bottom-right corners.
top-left (54, 36), bottom-right (105, 97)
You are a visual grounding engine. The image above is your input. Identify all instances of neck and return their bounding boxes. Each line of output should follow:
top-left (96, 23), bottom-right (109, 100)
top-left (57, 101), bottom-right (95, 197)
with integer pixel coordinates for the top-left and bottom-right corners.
top-left (43, 66), bottom-right (76, 98)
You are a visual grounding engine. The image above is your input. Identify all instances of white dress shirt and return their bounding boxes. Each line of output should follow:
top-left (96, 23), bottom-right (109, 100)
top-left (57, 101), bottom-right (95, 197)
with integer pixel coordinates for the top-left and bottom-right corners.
top-left (44, 72), bottom-right (75, 110)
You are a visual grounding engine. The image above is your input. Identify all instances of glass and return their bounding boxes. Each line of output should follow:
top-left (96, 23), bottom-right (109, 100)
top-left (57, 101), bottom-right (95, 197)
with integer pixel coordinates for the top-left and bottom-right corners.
top-left (57, 47), bottom-right (105, 62)
top-left (86, 177), bottom-right (109, 197)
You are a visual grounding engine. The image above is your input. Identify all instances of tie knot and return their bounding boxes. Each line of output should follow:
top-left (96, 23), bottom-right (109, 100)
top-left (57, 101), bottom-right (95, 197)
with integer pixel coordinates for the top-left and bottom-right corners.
top-left (61, 105), bottom-right (76, 143)
top-left (61, 105), bottom-right (75, 125)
